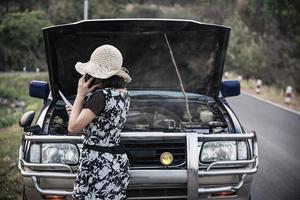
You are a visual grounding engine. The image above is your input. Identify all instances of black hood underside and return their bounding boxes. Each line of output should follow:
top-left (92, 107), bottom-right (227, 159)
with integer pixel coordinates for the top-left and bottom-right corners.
top-left (42, 19), bottom-right (230, 98)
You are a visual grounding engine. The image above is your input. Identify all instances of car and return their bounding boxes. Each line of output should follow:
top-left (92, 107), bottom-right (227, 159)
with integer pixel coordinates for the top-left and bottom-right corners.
top-left (18, 19), bottom-right (258, 200)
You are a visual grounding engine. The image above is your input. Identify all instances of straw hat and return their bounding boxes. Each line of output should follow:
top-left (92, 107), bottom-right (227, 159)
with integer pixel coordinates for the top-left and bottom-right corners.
top-left (75, 45), bottom-right (132, 83)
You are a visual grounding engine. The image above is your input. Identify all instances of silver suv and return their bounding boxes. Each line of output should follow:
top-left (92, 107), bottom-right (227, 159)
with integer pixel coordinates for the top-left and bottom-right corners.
top-left (18, 19), bottom-right (258, 200)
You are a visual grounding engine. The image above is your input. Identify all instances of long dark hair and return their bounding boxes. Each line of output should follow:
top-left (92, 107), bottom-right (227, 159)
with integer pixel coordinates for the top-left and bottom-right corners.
top-left (88, 75), bottom-right (126, 89)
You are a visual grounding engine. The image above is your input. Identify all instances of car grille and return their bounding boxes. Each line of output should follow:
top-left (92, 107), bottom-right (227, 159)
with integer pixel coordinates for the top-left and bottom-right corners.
top-left (127, 187), bottom-right (187, 200)
top-left (122, 139), bottom-right (186, 168)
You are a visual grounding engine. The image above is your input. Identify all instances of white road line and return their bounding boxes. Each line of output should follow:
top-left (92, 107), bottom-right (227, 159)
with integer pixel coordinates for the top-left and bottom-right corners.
top-left (242, 92), bottom-right (300, 116)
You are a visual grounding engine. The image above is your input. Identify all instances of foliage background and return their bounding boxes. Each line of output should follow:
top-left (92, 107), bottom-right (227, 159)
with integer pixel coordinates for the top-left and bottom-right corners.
top-left (0, 0), bottom-right (299, 92)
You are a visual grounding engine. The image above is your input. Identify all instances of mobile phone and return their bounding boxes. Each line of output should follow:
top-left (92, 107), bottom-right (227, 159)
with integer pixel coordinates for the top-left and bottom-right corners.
top-left (84, 73), bottom-right (91, 82)
top-left (84, 74), bottom-right (96, 88)
top-left (58, 90), bottom-right (72, 106)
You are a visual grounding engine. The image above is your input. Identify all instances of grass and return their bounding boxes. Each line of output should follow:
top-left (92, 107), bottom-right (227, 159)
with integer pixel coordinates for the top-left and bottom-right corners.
top-left (0, 72), bottom-right (48, 199)
top-left (0, 72), bottom-right (48, 128)
top-left (223, 72), bottom-right (300, 112)
top-left (0, 72), bottom-right (48, 103)
top-left (0, 124), bottom-right (23, 200)
top-left (0, 112), bottom-right (22, 129)
top-left (0, 105), bottom-right (8, 116)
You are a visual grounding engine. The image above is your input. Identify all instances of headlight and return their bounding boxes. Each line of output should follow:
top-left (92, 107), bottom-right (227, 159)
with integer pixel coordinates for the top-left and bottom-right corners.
top-left (29, 144), bottom-right (40, 163)
top-left (29, 143), bottom-right (79, 165)
top-left (200, 141), bottom-right (247, 163)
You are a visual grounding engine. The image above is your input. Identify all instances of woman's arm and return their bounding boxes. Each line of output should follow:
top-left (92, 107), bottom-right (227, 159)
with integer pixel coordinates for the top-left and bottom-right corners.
top-left (68, 75), bottom-right (101, 133)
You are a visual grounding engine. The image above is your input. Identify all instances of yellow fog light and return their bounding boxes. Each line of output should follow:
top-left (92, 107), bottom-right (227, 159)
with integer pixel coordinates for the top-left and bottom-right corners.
top-left (160, 152), bottom-right (173, 166)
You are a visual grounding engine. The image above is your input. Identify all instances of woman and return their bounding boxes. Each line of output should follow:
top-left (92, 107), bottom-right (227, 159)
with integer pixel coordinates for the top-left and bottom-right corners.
top-left (66, 45), bottom-right (132, 200)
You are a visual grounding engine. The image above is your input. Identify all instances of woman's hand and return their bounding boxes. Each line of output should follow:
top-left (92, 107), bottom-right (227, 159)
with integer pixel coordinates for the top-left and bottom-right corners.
top-left (77, 74), bottom-right (103, 97)
top-left (67, 74), bottom-right (102, 134)
top-left (65, 105), bottom-right (72, 116)
top-left (77, 75), bottom-right (93, 97)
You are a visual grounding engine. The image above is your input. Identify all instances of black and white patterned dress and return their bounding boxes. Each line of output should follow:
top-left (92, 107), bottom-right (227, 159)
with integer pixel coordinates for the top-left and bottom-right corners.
top-left (73, 88), bottom-right (130, 200)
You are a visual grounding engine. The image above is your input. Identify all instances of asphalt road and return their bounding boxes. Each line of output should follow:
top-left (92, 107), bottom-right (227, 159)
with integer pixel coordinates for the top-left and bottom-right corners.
top-left (227, 93), bottom-right (300, 200)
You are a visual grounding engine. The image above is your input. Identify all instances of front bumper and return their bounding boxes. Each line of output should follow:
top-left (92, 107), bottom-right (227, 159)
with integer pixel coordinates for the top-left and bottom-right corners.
top-left (19, 132), bottom-right (258, 199)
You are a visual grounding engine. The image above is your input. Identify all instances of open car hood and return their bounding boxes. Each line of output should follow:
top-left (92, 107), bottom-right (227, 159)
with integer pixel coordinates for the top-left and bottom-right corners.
top-left (42, 19), bottom-right (230, 99)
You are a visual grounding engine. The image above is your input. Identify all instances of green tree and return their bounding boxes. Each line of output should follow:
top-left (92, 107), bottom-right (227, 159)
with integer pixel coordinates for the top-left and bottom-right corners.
top-left (225, 13), bottom-right (266, 79)
top-left (0, 10), bottom-right (52, 71)
top-left (244, 0), bottom-right (300, 91)
top-left (47, 0), bottom-right (83, 24)
top-left (89, 0), bottom-right (124, 18)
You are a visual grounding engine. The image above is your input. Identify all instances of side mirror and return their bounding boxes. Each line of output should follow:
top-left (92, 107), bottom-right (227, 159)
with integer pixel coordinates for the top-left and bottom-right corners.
top-left (29, 80), bottom-right (49, 100)
top-left (19, 111), bottom-right (35, 128)
top-left (19, 111), bottom-right (42, 134)
top-left (221, 80), bottom-right (240, 98)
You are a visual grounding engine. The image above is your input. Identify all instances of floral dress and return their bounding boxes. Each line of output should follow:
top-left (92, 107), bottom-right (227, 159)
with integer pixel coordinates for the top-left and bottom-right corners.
top-left (73, 88), bottom-right (130, 200)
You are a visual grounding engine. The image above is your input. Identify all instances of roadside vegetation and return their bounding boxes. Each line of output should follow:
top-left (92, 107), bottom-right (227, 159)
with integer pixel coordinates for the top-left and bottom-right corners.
top-left (0, 124), bottom-right (23, 200)
top-left (0, 72), bottom-right (48, 128)
top-left (224, 72), bottom-right (300, 112)
top-left (0, 72), bottom-right (48, 199)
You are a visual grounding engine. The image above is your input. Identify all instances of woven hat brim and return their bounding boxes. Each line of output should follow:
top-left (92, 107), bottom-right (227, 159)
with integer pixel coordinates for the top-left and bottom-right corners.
top-left (115, 70), bottom-right (132, 83)
top-left (75, 61), bottom-right (132, 83)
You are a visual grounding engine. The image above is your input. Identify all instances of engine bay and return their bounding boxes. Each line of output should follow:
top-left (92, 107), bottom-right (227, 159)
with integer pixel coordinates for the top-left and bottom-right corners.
top-left (46, 92), bottom-right (230, 134)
